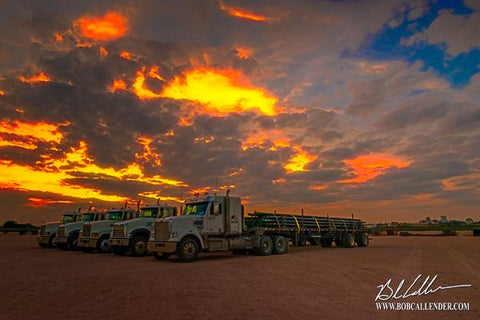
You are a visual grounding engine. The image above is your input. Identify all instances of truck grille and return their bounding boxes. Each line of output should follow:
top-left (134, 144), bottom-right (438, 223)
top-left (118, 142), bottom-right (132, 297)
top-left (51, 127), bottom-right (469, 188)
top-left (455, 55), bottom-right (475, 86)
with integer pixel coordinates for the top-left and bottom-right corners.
top-left (40, 225), bottom-right (46, 235)
top-left (82, 224), bottom-right (91, 237)
top-left (57, 226), bottom-right (66, 238)
top-left (112, 224), bottom-right (125, 238)
top-left (154, 220), bottom-right (170, 241)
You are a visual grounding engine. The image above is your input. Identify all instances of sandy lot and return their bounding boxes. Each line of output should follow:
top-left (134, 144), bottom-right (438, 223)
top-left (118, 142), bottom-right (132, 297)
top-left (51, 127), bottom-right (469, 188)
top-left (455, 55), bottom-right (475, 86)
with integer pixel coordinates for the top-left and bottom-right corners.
top-left (0, 235), bottom-right (479, 320)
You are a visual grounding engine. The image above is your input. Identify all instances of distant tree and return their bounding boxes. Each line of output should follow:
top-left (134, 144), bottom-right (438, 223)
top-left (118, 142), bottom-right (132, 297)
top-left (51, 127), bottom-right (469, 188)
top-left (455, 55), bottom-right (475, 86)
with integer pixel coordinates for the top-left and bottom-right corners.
top-left (3, 220), bottom-right (18, 228)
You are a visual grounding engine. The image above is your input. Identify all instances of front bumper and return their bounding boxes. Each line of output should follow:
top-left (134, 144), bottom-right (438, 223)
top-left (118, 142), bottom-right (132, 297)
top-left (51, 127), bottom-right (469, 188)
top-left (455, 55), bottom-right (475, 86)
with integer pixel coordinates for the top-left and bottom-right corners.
top-left (78, 237), bottom-right (97, 248)
top-left (109, 238), bottom-right (129, 247)
top-left (37, 235), bottom-right (51, 244)
top-left (56, 237), bottom-right (68, 244)
top-left (147, 241), bottom-right (177, 254)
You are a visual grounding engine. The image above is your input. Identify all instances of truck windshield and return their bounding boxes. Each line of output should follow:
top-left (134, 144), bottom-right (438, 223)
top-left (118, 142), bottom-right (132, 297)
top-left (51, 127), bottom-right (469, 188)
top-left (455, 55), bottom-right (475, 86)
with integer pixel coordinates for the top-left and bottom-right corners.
top-left (61, 215), bottom-right (75, 223)
top-left (81, 213), bottom-right (96, 221)
top-left (184, 202), bottom-right (208, 216)
top-left (106, 211), bottom-right (124, 221)
top-left (140, 208), bottom-right (158, 218)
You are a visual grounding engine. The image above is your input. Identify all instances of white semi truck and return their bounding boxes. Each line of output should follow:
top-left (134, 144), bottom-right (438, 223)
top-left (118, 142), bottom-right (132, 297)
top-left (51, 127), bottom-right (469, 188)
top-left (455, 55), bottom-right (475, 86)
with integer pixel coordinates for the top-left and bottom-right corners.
top-left (57, 209), bottom-right (105, 251)
top-left (109, 203), bottom-right (178, 256)
top-left (77, 207), bottom-right (136, 253)
top-left (147, 191), bottom-right (368, 262)
top-left (37, 212), bottom-right (80, 248)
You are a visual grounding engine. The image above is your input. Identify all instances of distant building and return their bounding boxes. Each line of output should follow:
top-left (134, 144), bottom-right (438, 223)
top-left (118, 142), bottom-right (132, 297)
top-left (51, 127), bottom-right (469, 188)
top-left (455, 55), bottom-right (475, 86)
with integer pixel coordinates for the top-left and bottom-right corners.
top-left (440, 215), bottom-right (448, 224)
top-left (466, 218), bottom-right (474, 224)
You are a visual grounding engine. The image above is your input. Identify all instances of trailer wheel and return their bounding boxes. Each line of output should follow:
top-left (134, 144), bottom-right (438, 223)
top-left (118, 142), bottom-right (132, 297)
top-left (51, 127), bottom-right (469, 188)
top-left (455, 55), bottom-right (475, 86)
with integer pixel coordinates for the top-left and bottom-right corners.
top-left (296, 234), bottom-right (307, 247)
top-left (153, 252), bottom-right (171, 260)
top-left (321, 237), bottom-right (333, 247)
top-left (357, 233), bottom-right (369, 247)
top-left (130, 235), bottom-right (148, 256)
top-left (344, 233), bottom-right (355, 248)
top-left (255, 236), bottom-right (273, 256)
top-left (177, 237), bottom-right (199, 262)
top-left (67, 233), bottom-right (79, 251)
top-left (273, 235), bottom-right (288, 254)
top-left (96, 235), bottom-right (111, 253)
top-left (112, 246), bottom-right (128, 255)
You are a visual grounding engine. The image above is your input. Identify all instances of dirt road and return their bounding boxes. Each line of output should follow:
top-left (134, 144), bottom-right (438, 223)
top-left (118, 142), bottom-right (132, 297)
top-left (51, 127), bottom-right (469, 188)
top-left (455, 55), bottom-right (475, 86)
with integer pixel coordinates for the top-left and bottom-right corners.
top-left (0, 235), bottom-right (479, 320)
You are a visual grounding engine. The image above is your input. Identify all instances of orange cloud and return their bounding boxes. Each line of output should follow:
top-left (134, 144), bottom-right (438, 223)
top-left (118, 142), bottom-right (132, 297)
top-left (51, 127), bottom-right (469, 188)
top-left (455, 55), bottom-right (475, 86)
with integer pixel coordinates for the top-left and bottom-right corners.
top-left (19, 72), bottom-right (51, 84)
top-left (99, 46), bottom-right (108, 57)
top-left (132, 69), bottom-right (162, 99)
top-left (138, 192), bottom-right (183, 203)
top-left (120, 51), bottom-right (134, 60)
top-left (220, 1), bottom-right (269, 22)
top-left (242, 129), bottom-right (290, 151)
top-left (162, 68), bottom-right (278, 115)
top-left (108, 79), bottom-right (127, 93)
top-left (76, 12), bottom-right (128, 41)
top-left (284, 148), bottom-right (317, 173)
top-left (135, 137), bottom-right (162, 166)
top-left (341, 153), bottom-right (410, 183)
top-left (0, 120), bottom-right (66, 145)
top-left (54, 33), bottom-right (63, 43)
top-left (28, 197), bottom-right (74, 207)
top-left (236, 47), bottom-right (253, 59)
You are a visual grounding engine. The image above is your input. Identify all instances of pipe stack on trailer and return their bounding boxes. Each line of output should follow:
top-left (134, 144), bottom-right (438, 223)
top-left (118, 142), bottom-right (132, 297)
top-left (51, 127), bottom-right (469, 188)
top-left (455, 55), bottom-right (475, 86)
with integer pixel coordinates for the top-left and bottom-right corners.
top-left (245, 211), bottom-right (368, 247)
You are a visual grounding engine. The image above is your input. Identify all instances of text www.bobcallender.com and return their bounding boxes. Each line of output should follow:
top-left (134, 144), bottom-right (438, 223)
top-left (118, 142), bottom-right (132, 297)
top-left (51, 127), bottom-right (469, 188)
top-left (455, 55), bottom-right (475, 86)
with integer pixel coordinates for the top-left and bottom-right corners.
top-left (375, 302), bottom-right (470, 311)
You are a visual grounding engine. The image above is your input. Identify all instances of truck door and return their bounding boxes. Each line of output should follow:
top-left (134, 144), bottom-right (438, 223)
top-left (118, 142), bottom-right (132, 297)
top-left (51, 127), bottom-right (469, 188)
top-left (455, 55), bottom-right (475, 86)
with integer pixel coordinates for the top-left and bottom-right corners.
top-left (204, 201), bottom-right (224, 235)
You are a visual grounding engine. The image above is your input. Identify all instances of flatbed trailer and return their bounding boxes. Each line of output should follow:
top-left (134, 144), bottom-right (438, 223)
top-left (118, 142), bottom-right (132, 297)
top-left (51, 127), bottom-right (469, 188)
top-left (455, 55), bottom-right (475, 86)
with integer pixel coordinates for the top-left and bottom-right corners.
top-left (246, 211), bottom-right (368, 247)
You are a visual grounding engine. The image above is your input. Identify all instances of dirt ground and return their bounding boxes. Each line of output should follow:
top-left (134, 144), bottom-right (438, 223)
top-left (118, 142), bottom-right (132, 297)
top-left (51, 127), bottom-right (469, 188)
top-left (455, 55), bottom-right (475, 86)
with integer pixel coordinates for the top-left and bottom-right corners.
top-left (0, 235), bottom-right (479, 320)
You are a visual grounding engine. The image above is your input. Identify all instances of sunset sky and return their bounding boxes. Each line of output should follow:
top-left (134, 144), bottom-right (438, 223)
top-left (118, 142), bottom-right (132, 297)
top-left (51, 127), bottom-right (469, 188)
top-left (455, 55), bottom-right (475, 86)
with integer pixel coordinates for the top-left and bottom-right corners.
top-left (1, 0), bottom-right (479, 223)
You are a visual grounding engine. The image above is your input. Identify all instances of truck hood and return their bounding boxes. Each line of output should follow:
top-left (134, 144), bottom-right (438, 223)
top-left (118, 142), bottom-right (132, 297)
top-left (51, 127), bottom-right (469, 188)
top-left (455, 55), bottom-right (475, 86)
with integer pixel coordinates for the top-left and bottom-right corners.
top-left (85, 219), bottom-right (118, 233)
top-left (44, 222), bottom-right (61, 232)
top-left (114, 217), bottom-right (155, 232)
top-left (62, 221), bottom-right (87, 233)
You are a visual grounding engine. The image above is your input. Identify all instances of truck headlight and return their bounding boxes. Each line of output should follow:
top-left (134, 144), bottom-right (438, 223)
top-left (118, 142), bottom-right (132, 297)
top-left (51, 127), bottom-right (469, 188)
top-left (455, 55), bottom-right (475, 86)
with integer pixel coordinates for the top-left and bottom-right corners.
top-left (171, 232), bottom-right (177, 237)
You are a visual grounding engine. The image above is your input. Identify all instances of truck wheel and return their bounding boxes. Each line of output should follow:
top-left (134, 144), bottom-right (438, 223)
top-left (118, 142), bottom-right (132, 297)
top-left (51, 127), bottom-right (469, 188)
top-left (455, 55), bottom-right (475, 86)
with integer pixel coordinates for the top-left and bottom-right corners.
top-left (357, 233), bottom-right (369, 247)
top-left (255, 236), bottom-right (273, 256)
top-left (321, 237), bottom-right (333, 247)
top-left (153, 252), bottom-right (171, 260)
top-left (130, 235), bottom-right (148, 256)
top-left (177, 238), bottom-right (199, 262)
top-left (67, 234), bottom-right (79, 251)
top-left (112, 246), bottom-right (128, 255)
top-left (296, 234), bottom-right (307, 247)
top-left (49, 233), bottom-right (57, 247)
top-left (272, 235), bottom-right (288, 254)
top-left (96, 236), bottom-right (111, 253)
top-left (344, 233), bottom-right (355, 248)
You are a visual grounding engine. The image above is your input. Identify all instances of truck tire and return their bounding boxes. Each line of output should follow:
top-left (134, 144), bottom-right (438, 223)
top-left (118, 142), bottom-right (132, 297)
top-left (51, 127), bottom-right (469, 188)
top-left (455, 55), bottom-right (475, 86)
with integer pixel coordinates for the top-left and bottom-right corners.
top-left (321, 237), bottom-right (333, 247)
top-left (177, 237), bottom-right (199, 262)
top-left (357, 233), bottom-right (369, 247)
top-left (130, 235), bottom-right (148, 256)
top-left (255, 236), bottom-right (273, 256)
top-left (112, 246), bottom-right (128, 255)
top-left (49, 233), bottom-right (57, 247)
top-left (96, 235), bottom-right (111, 253)
top-left (296, 234), bottom-right (307, 247)
top-left (153, 252), bottom-right (171, 260)
top-left (272, 235), bottom-right (288, 254)
top-left (67, 233), bottom-right (79, 251)
top-left (344, 233), bottom-right (355, 248)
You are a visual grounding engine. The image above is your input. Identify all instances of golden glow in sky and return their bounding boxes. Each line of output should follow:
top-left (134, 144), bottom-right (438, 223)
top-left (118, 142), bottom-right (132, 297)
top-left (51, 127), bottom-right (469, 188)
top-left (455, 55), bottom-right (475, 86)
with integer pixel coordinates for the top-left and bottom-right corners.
top-left (341, 153), bottom-right (410, 183)
top-left (76, 12), bottom-right (128, 41)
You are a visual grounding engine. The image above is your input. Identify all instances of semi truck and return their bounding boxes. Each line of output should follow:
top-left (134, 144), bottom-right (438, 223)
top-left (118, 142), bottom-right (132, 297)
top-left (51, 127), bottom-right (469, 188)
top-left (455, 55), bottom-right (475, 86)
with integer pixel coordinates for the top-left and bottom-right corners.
top-left (109, 203), bottom-right (178, 256)
top-left (147, 191), bottom-right (368, 262)
top-left (57, 209), bottom-right (105, 251)
top-left (77, 207), bottom-right (136, 253)
top-left (37, 212), bottom-right (80, 248)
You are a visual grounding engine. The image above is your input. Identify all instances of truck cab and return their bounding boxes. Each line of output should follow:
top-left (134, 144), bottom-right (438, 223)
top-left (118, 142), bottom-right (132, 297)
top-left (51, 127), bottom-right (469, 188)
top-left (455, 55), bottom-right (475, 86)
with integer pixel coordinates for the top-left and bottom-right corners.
top-left (57, 210), bottom-right (105, 251)
top-left (77, 208), bottom-right (136, 253)
top-left (37, 213), bottom-right (80, 248)
top-left (147, 193), bottom-right (248, 262)
top-left (109, 204), bottom-right (177, 256)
